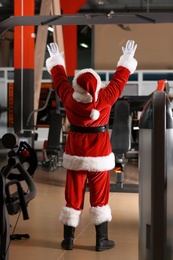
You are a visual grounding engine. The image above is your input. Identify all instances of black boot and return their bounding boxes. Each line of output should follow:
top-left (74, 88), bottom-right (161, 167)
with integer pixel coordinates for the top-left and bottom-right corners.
top-left (95, 221), bottom-right (115, 251)
top-left (61, 225), bottom-right (75, 250)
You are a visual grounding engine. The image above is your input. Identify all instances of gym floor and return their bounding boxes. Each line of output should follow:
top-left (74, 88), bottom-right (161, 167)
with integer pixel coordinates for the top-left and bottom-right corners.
top-left (8, 159), bottom-right (139, 260)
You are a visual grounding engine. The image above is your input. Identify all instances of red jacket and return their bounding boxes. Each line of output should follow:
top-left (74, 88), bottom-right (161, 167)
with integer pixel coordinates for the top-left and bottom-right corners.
top-left (50, 65), bottom-right (131, 172)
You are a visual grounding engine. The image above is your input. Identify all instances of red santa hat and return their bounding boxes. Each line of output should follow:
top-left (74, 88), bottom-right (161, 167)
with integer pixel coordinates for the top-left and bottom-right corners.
top-left (72, 68), bottom-right (102, 120)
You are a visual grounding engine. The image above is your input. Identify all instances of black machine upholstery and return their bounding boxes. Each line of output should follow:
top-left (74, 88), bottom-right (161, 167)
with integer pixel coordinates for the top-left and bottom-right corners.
top-left (46, 110), bottom-right (62, 154)
top-left (42, 110), bottom-right (64, 171)
top-left (111, 100), bottom-right (131, 155)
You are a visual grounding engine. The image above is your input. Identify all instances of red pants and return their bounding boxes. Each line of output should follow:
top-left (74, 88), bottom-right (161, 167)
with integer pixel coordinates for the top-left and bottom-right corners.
top-left (65, 170), bottom-right (110, 210)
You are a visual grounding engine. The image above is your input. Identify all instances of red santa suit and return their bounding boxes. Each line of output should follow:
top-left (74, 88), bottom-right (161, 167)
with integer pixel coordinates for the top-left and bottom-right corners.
top-left (46, 50), bottom-right (137, 229)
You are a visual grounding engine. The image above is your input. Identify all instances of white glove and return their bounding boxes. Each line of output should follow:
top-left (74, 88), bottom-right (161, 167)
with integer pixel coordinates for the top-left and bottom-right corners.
top-left (46, 42), bottom-right (65, 73)
top-left (122, 40), bottom-right (137, 58)
top-left (47, 42), bottom-right (60, 57)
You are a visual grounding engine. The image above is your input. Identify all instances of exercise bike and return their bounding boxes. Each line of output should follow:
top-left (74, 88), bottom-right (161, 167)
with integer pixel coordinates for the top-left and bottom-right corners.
top-left (0, 133), bottom-right (37, 260)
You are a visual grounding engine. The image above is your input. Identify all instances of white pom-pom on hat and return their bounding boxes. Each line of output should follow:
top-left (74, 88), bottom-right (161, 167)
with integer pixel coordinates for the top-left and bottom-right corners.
top-left (90, 109), bottom-right (100, 120)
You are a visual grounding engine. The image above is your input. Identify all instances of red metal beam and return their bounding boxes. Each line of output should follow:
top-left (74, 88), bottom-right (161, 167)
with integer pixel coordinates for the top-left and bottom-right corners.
top-left (60, 0), bottom-right (87, 76)
top-left (14, 0), bottom-right (35, 69)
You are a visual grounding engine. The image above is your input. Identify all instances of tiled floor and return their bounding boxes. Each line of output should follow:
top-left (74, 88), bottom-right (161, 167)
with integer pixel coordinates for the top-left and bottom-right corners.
top-left (3, 157), bottom-right (139, 260)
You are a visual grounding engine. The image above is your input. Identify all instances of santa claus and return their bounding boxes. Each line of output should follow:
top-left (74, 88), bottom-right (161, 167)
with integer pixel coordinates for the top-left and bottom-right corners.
top-left (46, 40), bottom-right (137, 251)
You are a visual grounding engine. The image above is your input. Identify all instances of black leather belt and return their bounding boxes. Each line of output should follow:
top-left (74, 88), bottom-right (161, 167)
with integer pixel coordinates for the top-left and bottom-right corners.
top-left (70, 124), bottom-right (108, 133)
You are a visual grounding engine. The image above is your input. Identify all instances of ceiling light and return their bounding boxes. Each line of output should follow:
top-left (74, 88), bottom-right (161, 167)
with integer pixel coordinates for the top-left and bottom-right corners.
top-left (97, 0), bottom-right (104, 4)
top-left (48, 26), bottom-right (54, 32)
top-left (80, 43), bottom-right (89, 48)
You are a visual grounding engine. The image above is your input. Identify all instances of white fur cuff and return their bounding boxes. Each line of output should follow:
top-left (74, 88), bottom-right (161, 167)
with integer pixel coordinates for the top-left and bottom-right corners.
top-left (63, 152), bottom-right (115, 172)
top-left (59, 206), bottom-right (82, 228)
top-left (117, 54), bottom-right (138, 74)
top-left (89, 204), bottom-right (112, 225)
top-left (46, 54), bottom-right (65, 74)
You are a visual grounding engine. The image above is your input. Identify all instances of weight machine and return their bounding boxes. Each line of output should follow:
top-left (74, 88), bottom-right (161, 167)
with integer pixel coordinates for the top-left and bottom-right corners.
top-left (27, 88), bottom-right (65, 171)
top-left (139, 91), bottom-right (173, 259)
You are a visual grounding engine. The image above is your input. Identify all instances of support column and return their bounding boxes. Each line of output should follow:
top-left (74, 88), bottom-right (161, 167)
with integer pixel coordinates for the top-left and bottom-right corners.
top-left (51, 0), bottom-right (64, 56)
top-left (34, 0), bottom-right (52, 125)
top-left (60, 0), bottom-right (87, 77)
top-left (14, 0), bottom-right (35, 134)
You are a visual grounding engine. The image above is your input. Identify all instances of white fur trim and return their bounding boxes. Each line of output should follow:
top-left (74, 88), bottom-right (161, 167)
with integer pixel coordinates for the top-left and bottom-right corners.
top-left (72, 91), bottom-right (92, 103)
top-left (46, 54), bottom-right (65, 74)
top-left (63, 152), bottom-right (115, 171)
top-left (117, 54), bottom-right (137, 74)
top-left (72, 68), bottom-right (102, 99)
top-left (59, 206), bottom-right (82, 228)
top-left (89, 204), bottom-right (112, 225)
top-left (90, 109), bottom-right (100, 120)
